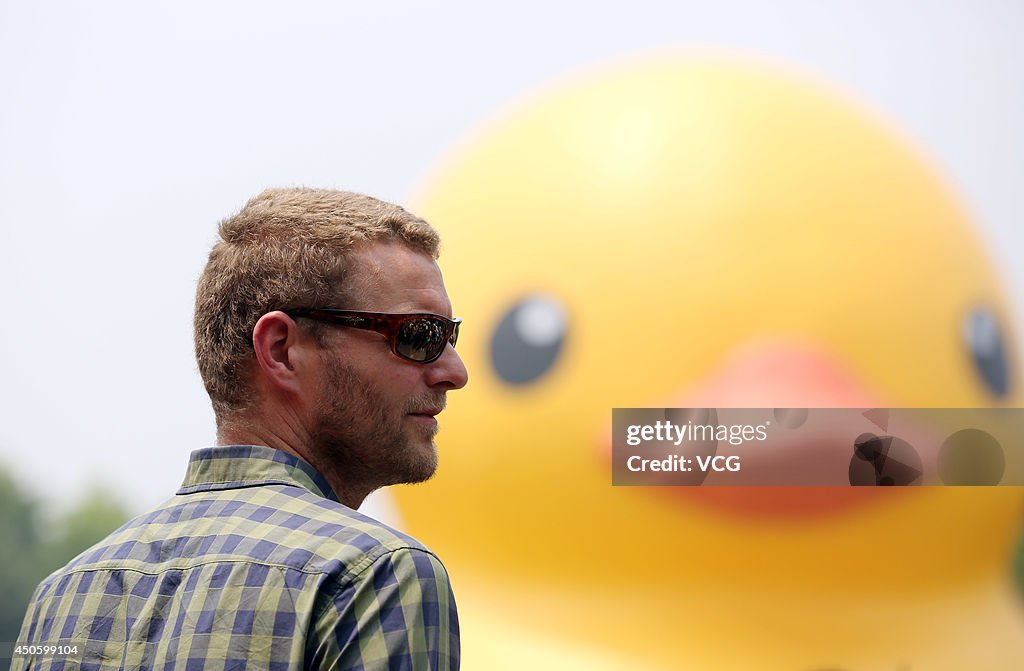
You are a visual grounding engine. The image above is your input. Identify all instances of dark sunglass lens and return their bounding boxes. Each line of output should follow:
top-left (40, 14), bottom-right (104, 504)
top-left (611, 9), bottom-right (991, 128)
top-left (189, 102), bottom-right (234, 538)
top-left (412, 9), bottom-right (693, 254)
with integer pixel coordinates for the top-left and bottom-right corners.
top-left (396, 318), bottom-right (447, 362)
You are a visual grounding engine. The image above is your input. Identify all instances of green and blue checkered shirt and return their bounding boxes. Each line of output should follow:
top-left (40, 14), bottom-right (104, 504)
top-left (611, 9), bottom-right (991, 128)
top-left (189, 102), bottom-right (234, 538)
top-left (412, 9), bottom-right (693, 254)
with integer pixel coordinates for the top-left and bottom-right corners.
top-left (13, 445), bottom-right (459, 670)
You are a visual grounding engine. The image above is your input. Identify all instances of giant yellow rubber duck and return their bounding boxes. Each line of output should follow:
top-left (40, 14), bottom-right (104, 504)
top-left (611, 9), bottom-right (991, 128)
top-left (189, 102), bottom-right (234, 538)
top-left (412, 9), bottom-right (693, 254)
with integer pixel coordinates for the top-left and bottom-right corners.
top-left (397, 53), bottom-right (1024, 669)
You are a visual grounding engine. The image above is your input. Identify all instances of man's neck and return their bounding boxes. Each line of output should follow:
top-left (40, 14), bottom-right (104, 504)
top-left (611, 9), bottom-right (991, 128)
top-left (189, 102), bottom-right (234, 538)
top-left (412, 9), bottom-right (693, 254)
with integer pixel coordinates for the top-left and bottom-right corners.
top-left (216, 413), bottom-right (372, 510)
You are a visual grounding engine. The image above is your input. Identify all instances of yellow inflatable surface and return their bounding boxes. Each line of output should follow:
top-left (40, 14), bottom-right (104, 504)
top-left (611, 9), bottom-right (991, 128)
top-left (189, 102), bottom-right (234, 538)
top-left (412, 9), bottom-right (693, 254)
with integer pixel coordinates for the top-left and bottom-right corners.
top-left (401, 54), bottom-right (1024, 669)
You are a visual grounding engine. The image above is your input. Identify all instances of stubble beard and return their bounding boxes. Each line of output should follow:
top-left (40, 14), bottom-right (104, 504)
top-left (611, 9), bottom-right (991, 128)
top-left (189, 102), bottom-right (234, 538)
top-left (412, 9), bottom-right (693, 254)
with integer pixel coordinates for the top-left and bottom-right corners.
top-left (309, 356), bottom-right (442, 498)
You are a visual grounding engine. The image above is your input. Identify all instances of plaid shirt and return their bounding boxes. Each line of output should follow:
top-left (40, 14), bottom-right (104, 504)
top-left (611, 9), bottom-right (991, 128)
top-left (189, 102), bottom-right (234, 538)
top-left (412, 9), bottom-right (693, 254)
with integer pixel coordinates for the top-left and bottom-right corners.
top-left (12, 445), bottom-right (459, 670)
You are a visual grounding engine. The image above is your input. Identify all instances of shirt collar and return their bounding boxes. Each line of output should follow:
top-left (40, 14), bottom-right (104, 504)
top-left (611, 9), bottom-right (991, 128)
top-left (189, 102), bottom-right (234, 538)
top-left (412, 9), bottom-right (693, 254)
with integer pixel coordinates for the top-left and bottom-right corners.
top-left (177, 445), bottom-right (340, 503)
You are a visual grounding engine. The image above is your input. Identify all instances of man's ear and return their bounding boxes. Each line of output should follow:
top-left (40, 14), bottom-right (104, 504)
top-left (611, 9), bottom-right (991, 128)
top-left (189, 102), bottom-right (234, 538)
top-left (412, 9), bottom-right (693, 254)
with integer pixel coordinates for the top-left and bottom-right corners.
top-left (252, 311), bottom-right (310, 396)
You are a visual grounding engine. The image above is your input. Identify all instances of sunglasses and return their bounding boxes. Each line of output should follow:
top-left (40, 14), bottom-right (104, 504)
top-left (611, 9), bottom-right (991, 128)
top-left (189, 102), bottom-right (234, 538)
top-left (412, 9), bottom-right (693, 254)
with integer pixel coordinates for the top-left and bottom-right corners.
top-left (283, 309), bottom-right (462, 364)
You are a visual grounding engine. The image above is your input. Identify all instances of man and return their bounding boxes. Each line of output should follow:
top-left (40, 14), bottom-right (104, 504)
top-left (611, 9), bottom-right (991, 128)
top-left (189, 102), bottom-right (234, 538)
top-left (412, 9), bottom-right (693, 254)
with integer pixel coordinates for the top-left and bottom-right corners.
top-left (13, 188), bottom-right (468, 670)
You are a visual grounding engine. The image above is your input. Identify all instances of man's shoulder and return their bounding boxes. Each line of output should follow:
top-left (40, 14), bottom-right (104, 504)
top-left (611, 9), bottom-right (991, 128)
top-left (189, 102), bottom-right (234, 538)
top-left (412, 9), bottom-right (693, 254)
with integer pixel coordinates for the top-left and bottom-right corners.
top-left (50, 483), bottom-right (437, 586)
top-left (271, 485), bottom-right (439, 575)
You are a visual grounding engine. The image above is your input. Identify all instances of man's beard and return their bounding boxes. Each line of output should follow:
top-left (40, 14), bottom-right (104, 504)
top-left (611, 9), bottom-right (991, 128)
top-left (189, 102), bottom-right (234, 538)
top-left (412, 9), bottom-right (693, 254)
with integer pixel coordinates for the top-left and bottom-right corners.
top-left (309, 355), bottom-right (443, 499)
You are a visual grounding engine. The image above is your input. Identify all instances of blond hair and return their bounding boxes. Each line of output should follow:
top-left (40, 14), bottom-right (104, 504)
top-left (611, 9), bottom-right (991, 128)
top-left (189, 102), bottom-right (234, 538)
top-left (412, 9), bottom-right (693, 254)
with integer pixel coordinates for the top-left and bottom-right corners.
top-left (194, 187), bottom-right (440, 417)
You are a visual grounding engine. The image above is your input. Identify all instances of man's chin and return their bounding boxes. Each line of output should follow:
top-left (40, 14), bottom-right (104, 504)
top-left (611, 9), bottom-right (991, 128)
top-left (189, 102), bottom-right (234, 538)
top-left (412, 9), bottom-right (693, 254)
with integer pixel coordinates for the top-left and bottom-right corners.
top-left (390, 438), bottom-right (439, 485)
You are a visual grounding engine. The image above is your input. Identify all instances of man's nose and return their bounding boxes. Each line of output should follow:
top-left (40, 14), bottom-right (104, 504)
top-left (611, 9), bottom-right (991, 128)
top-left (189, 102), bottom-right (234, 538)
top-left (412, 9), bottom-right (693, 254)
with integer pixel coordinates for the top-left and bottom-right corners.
top-left (426, 344), bottom-right (469, 390)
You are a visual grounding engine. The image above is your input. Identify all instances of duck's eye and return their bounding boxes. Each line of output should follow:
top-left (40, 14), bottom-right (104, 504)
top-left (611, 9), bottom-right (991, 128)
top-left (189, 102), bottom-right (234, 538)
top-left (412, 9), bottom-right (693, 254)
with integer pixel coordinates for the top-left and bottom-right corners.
top-left (490, 295), bottom-right (568, 385)
top-left (963, 306), bottom-right (1012, 398)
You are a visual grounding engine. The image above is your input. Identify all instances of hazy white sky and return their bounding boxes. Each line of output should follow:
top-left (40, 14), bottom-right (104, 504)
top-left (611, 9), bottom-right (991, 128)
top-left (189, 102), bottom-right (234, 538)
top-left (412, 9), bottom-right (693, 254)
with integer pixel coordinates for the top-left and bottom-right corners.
top-left (2, 0), bottom-right (1022, 512)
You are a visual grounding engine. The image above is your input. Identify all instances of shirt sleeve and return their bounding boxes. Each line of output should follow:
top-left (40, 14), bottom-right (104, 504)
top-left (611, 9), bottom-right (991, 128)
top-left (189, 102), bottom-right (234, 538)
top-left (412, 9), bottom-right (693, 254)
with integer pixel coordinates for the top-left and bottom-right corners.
top-left (8, 583), bottom-right (43, 671)
top-left (307, 547), bottom-right (460, 670)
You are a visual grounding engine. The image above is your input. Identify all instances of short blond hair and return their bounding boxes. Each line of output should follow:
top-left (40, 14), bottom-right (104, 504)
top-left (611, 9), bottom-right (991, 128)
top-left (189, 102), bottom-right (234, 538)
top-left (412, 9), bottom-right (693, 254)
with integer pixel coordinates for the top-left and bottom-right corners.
top-left (194, 187), bottom-right (440, 417)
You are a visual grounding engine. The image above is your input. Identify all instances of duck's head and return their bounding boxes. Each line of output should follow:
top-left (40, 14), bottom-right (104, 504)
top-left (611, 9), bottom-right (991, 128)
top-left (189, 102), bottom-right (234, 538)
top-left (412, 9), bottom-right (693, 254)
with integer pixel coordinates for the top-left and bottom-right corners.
top-left (396, 54), bottom-right (1024, 667)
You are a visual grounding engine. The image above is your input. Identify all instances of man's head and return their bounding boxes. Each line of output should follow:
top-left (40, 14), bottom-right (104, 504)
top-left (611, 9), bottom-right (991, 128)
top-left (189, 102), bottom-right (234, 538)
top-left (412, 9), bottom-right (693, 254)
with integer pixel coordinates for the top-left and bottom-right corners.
top-left (194, 187), bottom-right (468, 504)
